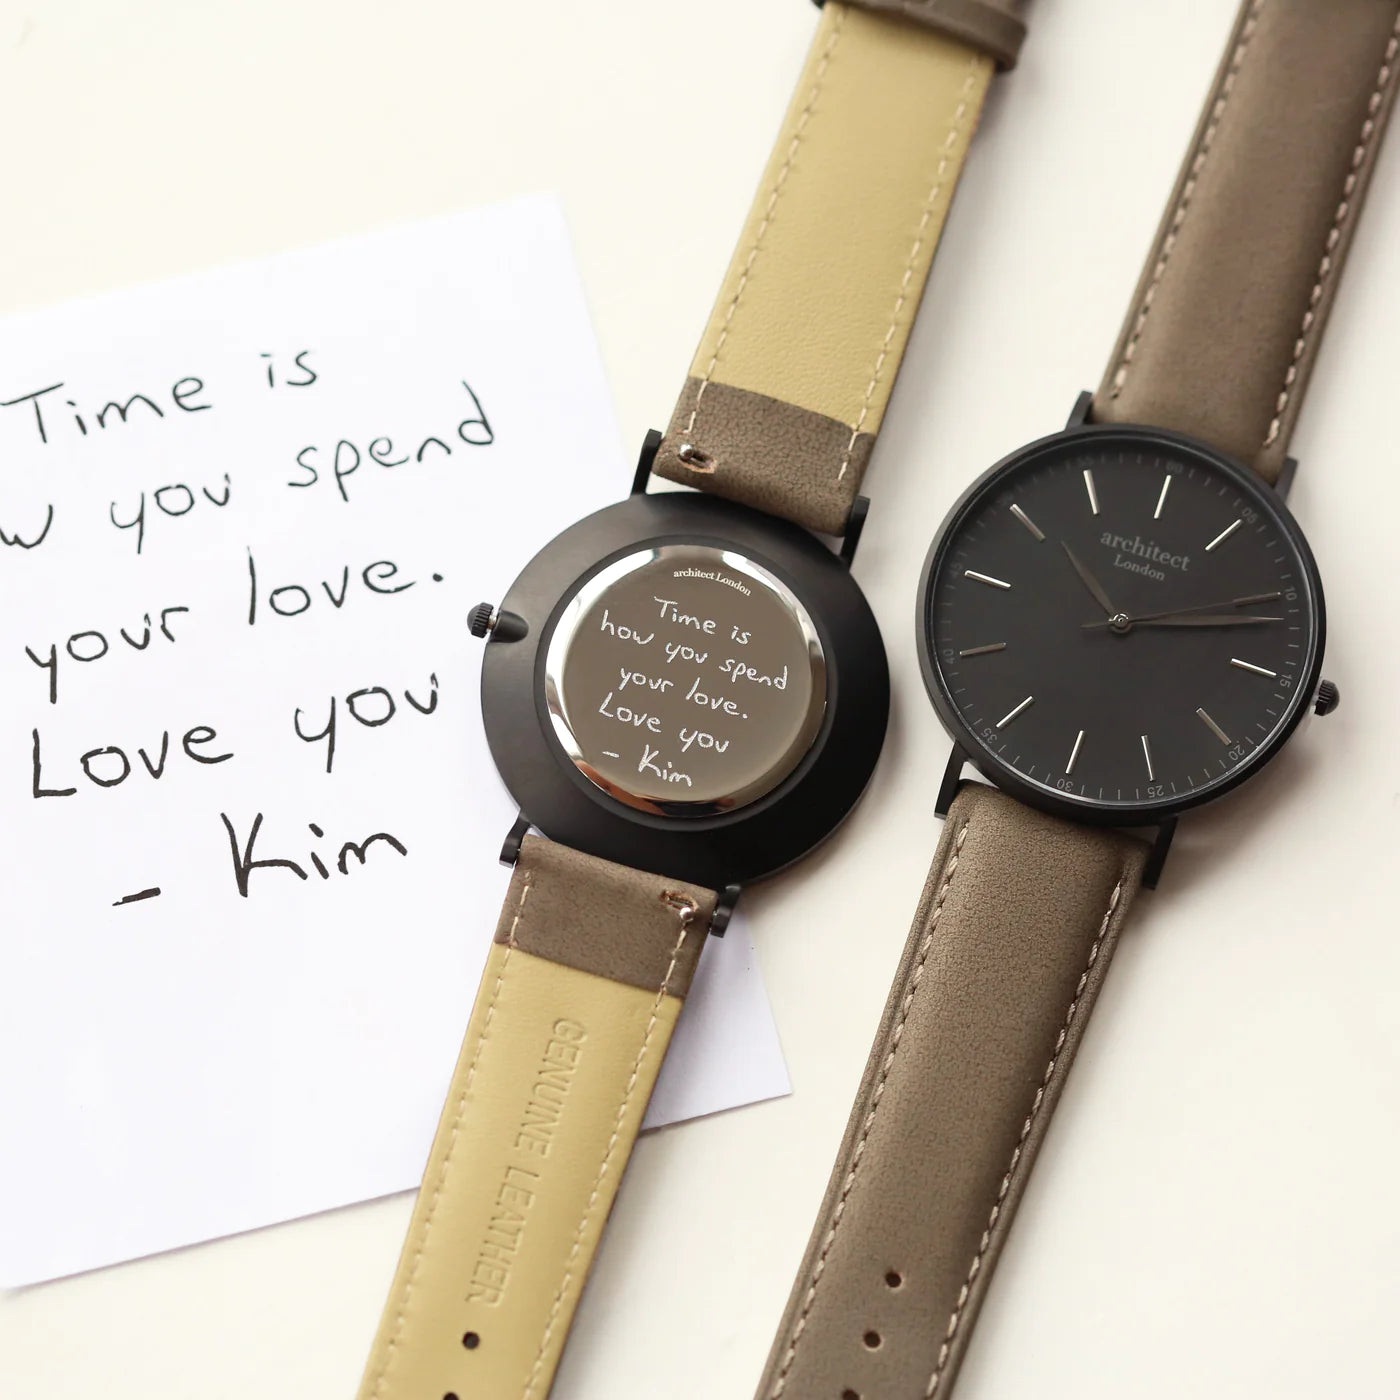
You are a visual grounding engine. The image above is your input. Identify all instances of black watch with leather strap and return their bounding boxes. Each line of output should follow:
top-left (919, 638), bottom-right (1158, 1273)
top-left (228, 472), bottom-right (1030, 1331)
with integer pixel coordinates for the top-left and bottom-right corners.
top-left (756, 3), bottom-right (1398, 1396)
top-left (353, 4), bottom-right (1030, 1398)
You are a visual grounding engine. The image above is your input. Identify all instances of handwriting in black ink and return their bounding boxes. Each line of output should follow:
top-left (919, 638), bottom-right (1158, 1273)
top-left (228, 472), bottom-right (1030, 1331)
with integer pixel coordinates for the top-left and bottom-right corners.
top-left (25, 605), bottom-right (190, 704)
top-left (287, 380), bottom-right (493, 503)
top-left (220, 812), bottom-right (407, 896)
top-left (32, 722), bottom-right (232, 799)
top-left (294, 673), bottom-right (439, 773)
top-left (0, 377), bottom-right (211, 446)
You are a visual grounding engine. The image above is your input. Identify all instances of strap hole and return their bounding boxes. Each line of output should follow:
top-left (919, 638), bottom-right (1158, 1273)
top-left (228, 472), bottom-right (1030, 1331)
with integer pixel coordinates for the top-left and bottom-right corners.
top-left (885, 1270), bottom-right (903, 1289)
top-left (676, 442), bottom-right (717, 473)
top-left (461, 1331), bottom-right (480, 1350)
top-left (842, 1390), bottom-right (861, 1400)
top-left (660, 890), bottom-right (699, 923)
top-left (444, 1393), bottom-right (460, 1400)
top-left (863, 1330), bottom-right (882, 1350)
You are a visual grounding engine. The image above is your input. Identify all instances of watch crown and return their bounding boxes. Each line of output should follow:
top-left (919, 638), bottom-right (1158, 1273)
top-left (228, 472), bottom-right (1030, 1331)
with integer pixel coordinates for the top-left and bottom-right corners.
top-left (468, 602), bottom-right (496, 638)
top-left (1313, 679), bottom-right (1340, 716)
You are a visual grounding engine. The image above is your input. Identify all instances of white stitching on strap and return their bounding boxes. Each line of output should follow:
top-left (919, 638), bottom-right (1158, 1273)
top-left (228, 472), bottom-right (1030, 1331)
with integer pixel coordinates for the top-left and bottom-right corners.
top-left (1262, 14), bottom-right (1400, 450)
top-left (363, 878), bottom-right (530, 1398)
top-left (684, 9), bottom-right (848, 441)
top-left (837, 53), bottom-right (982, 482)
top-left (523, 902), bottom-right (697, 1399)
top-left (923, 876), bottom-right (1126, 1396)
top-left (1107, 0), bottom-right (1264, 400)
top-left (768, 822), bottom-right (971, 1398)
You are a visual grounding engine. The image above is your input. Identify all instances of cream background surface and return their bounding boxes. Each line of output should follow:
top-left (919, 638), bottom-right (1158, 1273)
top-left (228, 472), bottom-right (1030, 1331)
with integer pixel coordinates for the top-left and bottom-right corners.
top-left (2, 2), bottom-right (1398, 1398)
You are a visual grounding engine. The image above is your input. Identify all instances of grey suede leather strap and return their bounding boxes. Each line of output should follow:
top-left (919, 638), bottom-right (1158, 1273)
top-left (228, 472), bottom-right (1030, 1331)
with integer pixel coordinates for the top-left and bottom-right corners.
top-left (1093, 0), bottom-right (1400, 483)
top-left (756, 785), bottom-right (1147, 1400)
top-left (842, 0), bottom-right (1027, 70)
top-left (760, 6), bottom-right (1399, 1398)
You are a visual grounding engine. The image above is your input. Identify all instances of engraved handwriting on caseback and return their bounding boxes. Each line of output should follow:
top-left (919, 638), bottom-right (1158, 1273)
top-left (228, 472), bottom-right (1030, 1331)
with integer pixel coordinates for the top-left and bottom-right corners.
top-left (466, 1018), bottom-right (587, 1307)
top-left (548, 546), bottom-right (826, 814)
top-left (1099, 531), bottom-right (1191, 582)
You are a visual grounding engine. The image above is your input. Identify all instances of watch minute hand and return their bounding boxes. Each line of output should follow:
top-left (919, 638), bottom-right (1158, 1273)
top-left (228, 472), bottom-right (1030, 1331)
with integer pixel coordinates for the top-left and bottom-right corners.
top-left (1146, 613), bottom-right (1284, 627)
top-left (1083, 595), bottom-right (1274, 626)
top-left (1082, 612), bottom-right (1283, 629)
top-left (1139, 613), bottom-right (1283, 627)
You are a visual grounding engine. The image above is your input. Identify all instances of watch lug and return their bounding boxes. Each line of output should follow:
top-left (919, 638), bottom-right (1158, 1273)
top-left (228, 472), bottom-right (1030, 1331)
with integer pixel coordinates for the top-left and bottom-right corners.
top-left (840, 496), bottom-right (870, 569)
top-left (936, 746), bottom-right (968, 819)
top-left (499, 813), bottom-right (531, 866)
top-left (630, 428), bottom-right (663, 496)
top-left (1066, 390), bottom-right (1094, 428)
top-left (1274, 454), bottom-right (1299, 502)
top-left (1142, 816), bottom-right (1176, 889)
top-left (709, 884), bottom-right (743, 937)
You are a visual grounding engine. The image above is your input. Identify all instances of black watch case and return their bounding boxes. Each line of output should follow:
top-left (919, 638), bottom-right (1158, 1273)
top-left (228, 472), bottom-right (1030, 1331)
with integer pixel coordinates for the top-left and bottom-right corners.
top-left (917, 418), bottom-right (1326, 838)
top-left (481, 469), bottom-right (889, 892)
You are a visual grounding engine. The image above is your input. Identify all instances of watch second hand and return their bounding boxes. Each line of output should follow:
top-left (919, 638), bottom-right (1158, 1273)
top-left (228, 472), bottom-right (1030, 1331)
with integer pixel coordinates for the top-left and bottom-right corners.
top-left (1060, 541), bottom-right (1117, 617)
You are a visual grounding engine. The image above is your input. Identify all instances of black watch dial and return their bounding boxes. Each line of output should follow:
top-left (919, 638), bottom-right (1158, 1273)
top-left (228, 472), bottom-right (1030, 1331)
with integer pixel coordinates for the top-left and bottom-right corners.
top-left (920, 426), bottom-right (1324, 821)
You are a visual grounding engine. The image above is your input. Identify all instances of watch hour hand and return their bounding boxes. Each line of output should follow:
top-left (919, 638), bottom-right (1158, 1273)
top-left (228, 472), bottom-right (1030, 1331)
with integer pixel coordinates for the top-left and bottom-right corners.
top-left (1060, 541), bottom-right (1117, 617)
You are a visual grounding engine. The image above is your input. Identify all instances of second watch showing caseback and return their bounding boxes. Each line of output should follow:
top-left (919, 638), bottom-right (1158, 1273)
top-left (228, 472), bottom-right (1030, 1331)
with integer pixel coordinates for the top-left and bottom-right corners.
top-left (354, 3), bottom-right (1030, 1398)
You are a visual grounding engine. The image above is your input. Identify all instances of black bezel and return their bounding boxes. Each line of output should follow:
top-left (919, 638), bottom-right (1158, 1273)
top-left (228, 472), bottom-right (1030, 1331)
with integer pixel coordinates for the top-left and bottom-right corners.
top-left (916, 422), bottom-right (1326, 828)
top-left (482, 491), bottom-right (889, 888)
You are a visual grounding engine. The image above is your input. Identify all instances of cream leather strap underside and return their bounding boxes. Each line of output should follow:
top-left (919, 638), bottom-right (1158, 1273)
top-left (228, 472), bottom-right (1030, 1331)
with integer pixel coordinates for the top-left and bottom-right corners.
top-left (356, 837), bottom-right (717, 1400)
top-left (653, 2), bottom-right (1000, 535)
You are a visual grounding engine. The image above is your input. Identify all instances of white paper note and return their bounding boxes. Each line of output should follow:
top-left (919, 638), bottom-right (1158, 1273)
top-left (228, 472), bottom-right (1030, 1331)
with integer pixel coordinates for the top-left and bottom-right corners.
top-left (0, 196), bottom-right (789, 1288)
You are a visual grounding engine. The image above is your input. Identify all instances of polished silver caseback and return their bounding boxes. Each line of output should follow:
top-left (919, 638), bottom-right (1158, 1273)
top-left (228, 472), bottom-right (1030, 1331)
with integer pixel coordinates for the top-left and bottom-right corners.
top-left (544, 544), bottom-right (828, 817)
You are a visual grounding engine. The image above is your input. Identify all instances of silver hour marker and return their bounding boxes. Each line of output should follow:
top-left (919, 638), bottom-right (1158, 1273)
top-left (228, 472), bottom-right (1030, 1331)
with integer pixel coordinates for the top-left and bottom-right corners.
top-left (1195, 707), bottom-right (1232, 744)
top-left (1082, 468), bottom-right (1100, 516)
top-left (1140, 734), bottom-right (1155, 781)
top-left (1234, 590), bottom-right (1282, 607)
top-left (1153, 474), bottom-right (1172, 520)
top-left (1230, 657), bottom-right (1278, 678)
top-left (958, 642), bottom-right (1007, 657)
top-left (1205, 518), bottom-right (1243, 551)
top-left (997, 695), bottom-right (1034, 729)
top-left (1010, 503), bottom-right (1045, 541)
top-left (1066, 728), bottom-right (1085, 775)
top-left (965, 570), bottom-right (1011, 589)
